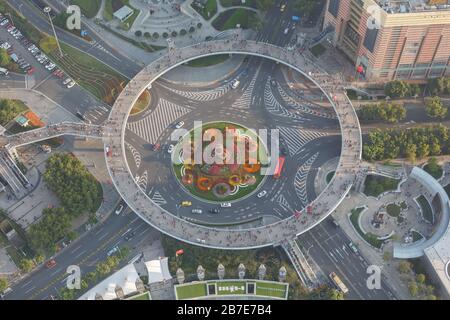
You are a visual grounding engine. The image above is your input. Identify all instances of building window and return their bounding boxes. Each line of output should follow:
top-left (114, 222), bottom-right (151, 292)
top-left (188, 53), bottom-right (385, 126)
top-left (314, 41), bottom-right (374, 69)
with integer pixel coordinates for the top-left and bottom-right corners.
top-left (328, 0), bottom-right (340, 18)
top-left (396, 64), bottom-right (412, 79)
top-left (363, 28), bottom-right (378, 53)
top-left (411, 63), bottom-right (429, 78)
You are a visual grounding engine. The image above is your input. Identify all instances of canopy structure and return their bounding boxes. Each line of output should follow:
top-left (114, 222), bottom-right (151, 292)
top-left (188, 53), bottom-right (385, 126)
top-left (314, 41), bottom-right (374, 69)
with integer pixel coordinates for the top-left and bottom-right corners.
top-left (144, 257), bottom-right (172, 284)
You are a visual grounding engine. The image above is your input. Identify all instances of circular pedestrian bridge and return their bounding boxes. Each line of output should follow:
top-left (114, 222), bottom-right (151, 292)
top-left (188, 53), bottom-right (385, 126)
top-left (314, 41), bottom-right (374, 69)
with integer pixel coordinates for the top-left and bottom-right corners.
top-left (104, 39), bottom-right (362, 249)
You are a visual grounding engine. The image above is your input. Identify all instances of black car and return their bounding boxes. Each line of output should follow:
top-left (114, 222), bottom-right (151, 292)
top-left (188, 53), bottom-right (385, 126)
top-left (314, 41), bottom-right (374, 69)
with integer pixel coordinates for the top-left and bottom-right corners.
top-left (209, 208), bottom-right (220, 214)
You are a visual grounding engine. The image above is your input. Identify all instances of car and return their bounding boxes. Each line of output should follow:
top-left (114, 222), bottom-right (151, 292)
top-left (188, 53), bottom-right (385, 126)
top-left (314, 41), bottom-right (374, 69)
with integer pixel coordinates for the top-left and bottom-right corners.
top-left (284, 28), bottom-right (289, 35)
top-left (67, 81), bottom-right (76, 89)
top-left (348, 242), bottom-right (358, 254)
top-left (231, 79), bottom-right (240, 89)
top-left (45, 63), bottom-right (56, 71)
top-left (220, 202), bottom-right (232, 208)
top-left (63, 78), bottom-right (72, 85)
top-left (153, 143), bottom-right (161, 151)
top-left (209, 208), bottom-right (220, 214)
top-left (115, 204), bottom-right (124, 215)
top-left (280, 4), bottom-right (286, 12)
top-left (167, 144), bottom-right (175, 154)
top-left (331, 218), bottom-right (340, 227)
top-left (45, 259), bottom-right (57, 269)
top-left (175, 121), bottom-right (184, 129)
top-left (181, 201), bottom-right (192, 207)
top-left (257, 190), bottom-right (267, 198)
top-left (191, 208), bottom-right (203, 214)
top-left (107, 246), bottom-right (120, 257)
top-left (124, 231), bottom-right (135, 241)
top-left (27, 67), bottom-right (36, 75)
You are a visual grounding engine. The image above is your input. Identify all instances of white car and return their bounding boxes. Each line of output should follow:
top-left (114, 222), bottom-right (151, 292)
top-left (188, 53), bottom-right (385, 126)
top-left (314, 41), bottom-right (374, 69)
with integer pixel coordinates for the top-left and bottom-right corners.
top-left (191, 208), bottom-right (202, 214)
top-left (231, 80), bottom-right (240, 89)
top-left (257, 190), bottom-right (267, 198)
top-left (167, 144), bottom-right (175, 154)
top-left (348, 242), bottom-right (358, 254)
top-left (67, 81), bottom-right (76, 89)
top-left (284, 28), bottom-right (289, 35)
top-left (107, 246), bottom-right (120, 257)
top-left (45, 63), bottom-right (56, 71)
top-left (115, 204), bottom-right (124, 215)
top-left (175, 121), bottom-right (184, 129)
top-left (0, 19), bottom-right (9, 26)
top-left (63, 78), bottom-right (72, 85)
top-left (220, 202), bottom-right (231, 208)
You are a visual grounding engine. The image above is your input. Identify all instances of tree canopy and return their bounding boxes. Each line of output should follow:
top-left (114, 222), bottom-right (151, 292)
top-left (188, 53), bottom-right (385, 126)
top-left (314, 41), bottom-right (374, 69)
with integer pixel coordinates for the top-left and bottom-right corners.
top-left (428, 76), bottom-right (450, 95)
top-left (384, 80), bottom-right (421, 98)
top-left (0, 48), bottom-right (10, 67)
top-left (425, 96), bottom-right (447, 119)
top-left (358, 102), bottom-right (406, 123)
top-left (43, 153), bottom-right (102, 217)
top-left (0, 99), bottom-right (28, 126)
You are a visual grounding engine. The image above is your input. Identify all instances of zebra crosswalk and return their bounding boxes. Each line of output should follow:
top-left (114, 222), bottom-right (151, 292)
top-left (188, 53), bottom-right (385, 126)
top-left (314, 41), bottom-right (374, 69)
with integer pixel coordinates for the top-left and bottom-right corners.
top-left (278, 127), bottom-right (328, 156)
top-left (127, 99), bottom-right (192, 144)
top-left (294, 153), bottom-right (319, 207)
top-left (126, 143), bottom-right (141, 169)
top-left (150, 191), bottom-right (167, 206)
top-left (161, 82), bottom-right (232, 101)
top-left (83, 105), bottom-right (110, 123)
top-left (276, 84), bottom-right (336, 120)
top-left (230, 69), bottom-right (259, 110)
top-left (264, 80), bottom-right (304, 120)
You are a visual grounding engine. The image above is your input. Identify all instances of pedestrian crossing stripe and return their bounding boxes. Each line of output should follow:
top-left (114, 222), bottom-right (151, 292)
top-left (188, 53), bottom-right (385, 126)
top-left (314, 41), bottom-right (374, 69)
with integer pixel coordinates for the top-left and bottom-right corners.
top-left (264, 80), bottom-right (304, 120)
top-left (276, 84), bottom-right (336, 119)
top-left (126, 99), bottom-right (192, 144)
top-left (136, 170), bottom-right (148, 192)
top-left (277, 126), bottom-right (328, 156)
top-left (161, 82), bottom-right (232, 101)
top-left (230, 68), bottom-right (259, 109)
top-left (275, 193), bottom-right (293, 212)
top-left (294, 152), bottom-right (319, 207)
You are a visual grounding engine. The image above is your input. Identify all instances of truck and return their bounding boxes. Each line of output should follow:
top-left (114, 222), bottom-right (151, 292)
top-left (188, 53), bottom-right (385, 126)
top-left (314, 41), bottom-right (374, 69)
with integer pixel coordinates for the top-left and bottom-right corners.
top-left (0, 67), bottom-right (9, 76)
top-left (329, 272), bottom-right (349, 294)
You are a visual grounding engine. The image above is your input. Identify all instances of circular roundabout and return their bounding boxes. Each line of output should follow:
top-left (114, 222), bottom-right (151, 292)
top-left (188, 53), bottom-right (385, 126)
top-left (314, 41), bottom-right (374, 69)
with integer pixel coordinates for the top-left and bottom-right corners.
top-left (104, 39), bottom-right (362, 249)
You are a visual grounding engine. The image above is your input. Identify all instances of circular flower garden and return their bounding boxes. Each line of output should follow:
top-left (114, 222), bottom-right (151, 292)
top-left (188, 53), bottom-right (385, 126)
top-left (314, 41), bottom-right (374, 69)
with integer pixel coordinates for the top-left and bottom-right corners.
top-left (172, 122), bottom-right (268, 202)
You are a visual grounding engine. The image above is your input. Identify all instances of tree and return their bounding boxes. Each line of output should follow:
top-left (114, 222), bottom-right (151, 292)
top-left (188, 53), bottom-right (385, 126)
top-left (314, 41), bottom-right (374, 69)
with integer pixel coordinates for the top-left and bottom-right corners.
top-left (28, 207), bottom-right (71, 253)
top-left (425, 96), bottom-right (447, 119)
top-left (152, 32), bottom-right (160, 39)
top-left (19, 259), bottom-right (35, 273)
top-left (405, 143), bottom-right (417, 163)
top-left (327, 288), bottom-right (344, 300)
top-left (35, 254), bottom-right (45, 264)
top-left (426, 294), bottom-right (437, 300)
top-left (408, 281), bottom-right (419, 297)
top-left (398, 260), bottom-right (412, 274)
top-left (144, 32), bottom-right (151, 38)
top-left (0, 48), bottom-right (10, 67)
top-left (135, 30), bottom-right (142, 37)
top-left (385, 80), bottom-right (410, 98)
top-left (416, 274), bottom-right (426, 284)
top-left (0, 99), bottom-right (28, 126)
top-left (0, 277), bottom-right (8, 292)
top-left (293, 0), bottom-right (316, 18)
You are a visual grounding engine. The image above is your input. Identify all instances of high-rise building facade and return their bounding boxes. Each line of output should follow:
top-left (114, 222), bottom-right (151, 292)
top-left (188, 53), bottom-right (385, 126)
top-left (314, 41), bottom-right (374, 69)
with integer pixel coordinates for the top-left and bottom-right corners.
top-left (323, 0), bottom-right (450, 81)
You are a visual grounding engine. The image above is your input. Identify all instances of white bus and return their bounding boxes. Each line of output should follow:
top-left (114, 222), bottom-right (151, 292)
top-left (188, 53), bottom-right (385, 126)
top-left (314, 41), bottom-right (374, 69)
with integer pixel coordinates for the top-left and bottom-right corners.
top-left (0, 67), bottom-right (9, 75)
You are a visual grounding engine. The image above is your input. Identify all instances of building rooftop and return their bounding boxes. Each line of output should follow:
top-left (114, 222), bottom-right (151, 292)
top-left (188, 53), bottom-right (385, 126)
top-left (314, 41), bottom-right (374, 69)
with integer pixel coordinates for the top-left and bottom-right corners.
top-left (376, 0), bottom-right (450, 13)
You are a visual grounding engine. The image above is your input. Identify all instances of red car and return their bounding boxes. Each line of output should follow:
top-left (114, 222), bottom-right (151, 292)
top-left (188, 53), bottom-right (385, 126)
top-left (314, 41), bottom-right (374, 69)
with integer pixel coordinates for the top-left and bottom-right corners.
top-left (45, 259), bottom-right (57, 269)
top-left (27, 67), bottom-right (36, 75)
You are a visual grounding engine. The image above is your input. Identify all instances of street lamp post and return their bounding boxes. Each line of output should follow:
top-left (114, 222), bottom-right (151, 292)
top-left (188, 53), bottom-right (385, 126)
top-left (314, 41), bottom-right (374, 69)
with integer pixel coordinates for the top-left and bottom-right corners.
top-left (43, 7), bottom-right (63, 57)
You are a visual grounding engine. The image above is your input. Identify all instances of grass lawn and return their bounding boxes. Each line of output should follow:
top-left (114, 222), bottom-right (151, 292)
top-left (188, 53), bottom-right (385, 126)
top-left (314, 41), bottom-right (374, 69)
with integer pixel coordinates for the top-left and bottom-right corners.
top-left (417, 195), bottom-right (434, 224)
top-left (349, 207), bottom-right (384, 249)
top-left (255, 281), bottom-right (288, 298)
top-left (310, 43), bottom-right (326, 57)
top-left (191, 0), bottom-right (217, 20)
top-left (212, 8), bottom-right (258, 31)
top-left (127, 292), bottom-right (151, 300)
top-left (423, 163), bottom-right (443, 179)
top-left (364, 175), bottom-right (400, 197)
top-left (44, 41), bottom-right (128, 104)
top-left (386, 203), bottom-right (401, 217)
top-left (185, 54), bottom-right (230, 67)
top-left (131, 91), bottom-right (150, 115)
top-left (0, 99), bottom-right (28, 126)
top-left (326, 171), bottom-right (335, 184)
top-left (176, 283), bottom-right (208, 299)
top-left (220, 0), bottom-right (257, 8)
top-left (70, 0), bottom-right (102, 18)
top-left (215, 281), bottom-right (246, 295)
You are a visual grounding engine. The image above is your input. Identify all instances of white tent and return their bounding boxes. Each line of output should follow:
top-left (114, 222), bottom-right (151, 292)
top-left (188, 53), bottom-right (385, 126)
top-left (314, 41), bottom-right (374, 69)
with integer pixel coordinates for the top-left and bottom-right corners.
top-left (144, 257), bottom-right (172, 284)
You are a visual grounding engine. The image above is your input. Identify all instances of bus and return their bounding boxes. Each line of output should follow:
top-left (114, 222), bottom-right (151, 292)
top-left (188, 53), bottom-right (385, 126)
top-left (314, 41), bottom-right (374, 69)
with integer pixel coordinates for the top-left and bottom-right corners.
top-left (329, 272), bottom-right (349, 294)
top-left (273, 156), bottom-right (286, 179)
